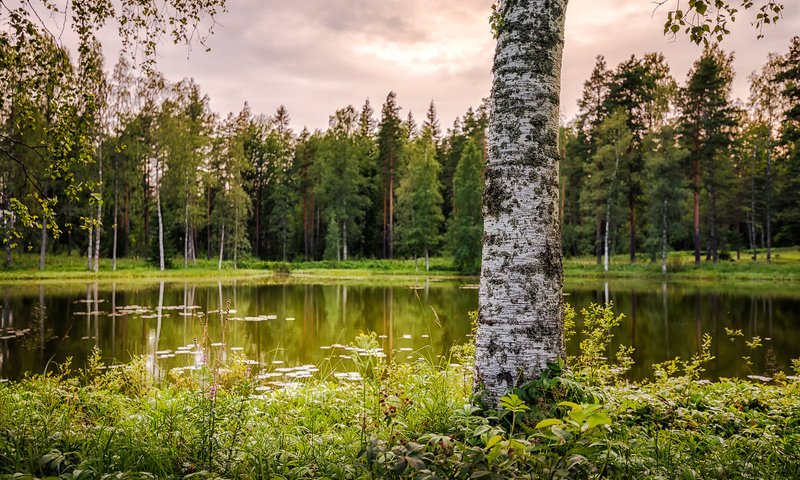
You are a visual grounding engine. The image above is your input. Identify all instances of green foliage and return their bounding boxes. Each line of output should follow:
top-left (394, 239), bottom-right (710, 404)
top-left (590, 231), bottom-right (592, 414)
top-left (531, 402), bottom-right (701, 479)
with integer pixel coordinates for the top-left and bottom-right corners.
top-left (642, 126), bottom-right (690, 266)
top-left (448, 139), bottom-right (484, 274)
top-left (2, 303), bottom-right (800, 478)
top-left (395, 136), bottom-right (444, 267)
top-left (0, 1), bottom-right (225, 256)
top-left (661, 0), bottom-right (784, 44)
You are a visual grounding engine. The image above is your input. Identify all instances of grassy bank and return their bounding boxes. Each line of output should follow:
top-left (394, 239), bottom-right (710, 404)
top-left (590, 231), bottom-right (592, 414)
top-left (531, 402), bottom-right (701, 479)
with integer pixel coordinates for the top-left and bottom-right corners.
top-left (1, 305), bottom-right (799, 479)
top-left (2, 247), bottom-right (800, 282)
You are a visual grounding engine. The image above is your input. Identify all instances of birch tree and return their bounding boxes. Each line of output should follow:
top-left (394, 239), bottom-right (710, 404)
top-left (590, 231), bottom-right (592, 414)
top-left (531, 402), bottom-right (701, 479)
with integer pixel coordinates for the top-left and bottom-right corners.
top-left (643, 127), bottom-right (689, 273)
top-left (591, 111), bottom-right (633, 273)
top-left (475, 0), bottom-right (568, 402)
top-left (476, 0), bottom-right (781, 404)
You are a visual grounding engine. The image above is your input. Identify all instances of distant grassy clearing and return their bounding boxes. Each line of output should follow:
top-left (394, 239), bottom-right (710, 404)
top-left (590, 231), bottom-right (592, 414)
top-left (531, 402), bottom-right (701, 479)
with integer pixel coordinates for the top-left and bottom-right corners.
top-left (1, 247), bottom-right (799, 282)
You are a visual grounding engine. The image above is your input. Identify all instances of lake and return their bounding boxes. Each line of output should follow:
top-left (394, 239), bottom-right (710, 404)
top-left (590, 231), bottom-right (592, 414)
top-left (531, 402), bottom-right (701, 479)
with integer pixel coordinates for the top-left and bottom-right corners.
top-left (1, 277), bottom-right (799, 382)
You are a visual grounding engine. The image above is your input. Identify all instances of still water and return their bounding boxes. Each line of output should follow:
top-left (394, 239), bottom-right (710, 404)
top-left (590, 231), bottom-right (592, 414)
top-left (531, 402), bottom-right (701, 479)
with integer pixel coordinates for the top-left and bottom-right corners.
top-left (1, 278), bottom-right (798, 381)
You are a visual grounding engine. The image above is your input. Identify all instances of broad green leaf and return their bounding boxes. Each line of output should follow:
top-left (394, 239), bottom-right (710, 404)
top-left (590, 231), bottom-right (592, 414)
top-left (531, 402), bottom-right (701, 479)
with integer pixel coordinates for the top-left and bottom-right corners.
top-left (535, 418), bottom-right (563, 429)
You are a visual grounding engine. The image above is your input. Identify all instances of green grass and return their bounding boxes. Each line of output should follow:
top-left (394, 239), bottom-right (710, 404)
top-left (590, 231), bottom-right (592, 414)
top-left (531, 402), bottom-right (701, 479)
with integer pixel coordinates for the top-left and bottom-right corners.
top-left (1, 306), bottom-right (799, 479)
top-left (2, 247), bottom-right (800, 283)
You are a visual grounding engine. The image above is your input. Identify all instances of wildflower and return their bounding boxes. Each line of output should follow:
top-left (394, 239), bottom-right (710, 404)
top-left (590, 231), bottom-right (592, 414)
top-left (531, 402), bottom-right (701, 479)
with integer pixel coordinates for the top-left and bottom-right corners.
top-left (209, 382), bottom-right (218, 401)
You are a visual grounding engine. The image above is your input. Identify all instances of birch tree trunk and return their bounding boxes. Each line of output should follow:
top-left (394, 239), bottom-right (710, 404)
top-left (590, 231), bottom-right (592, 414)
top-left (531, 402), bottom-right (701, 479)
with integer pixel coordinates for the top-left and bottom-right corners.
top-left (218, 223), bottom-right (225, 270)
top-left (475, 0), bottom-right (567, 404)
top-left (184, 193), bottom-right (190, 269)
top-left (342, 219), bottom-right (348, 261)
top-left (39, 217), bottom-right (47, 271)
top-left (765, 144), bottom-right (772, 263)
top-left (661, 199), bottom-right (668, 274)
top-left (156, 160), bottom-right (165, 272)
top-left (604, 148), bottom-right (621, 273)
top-left (604, 206), bottom-right (611, 273)
top-left (87, 224), bottom-right (94, 271)
top-left (93, 155), bottom-right (103, 273)
top-left (112, 174), bottom-right (118, 271)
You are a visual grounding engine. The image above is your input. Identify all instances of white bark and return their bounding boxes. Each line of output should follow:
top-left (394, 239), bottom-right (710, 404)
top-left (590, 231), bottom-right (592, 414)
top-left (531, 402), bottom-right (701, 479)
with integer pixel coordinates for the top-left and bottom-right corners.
top-left (112, 177), bottom-right (118, 271)
top-left (184, 195), bottom-right (189, 269)
top-left (87, 225), bottom-right (94, 271)
top-left (342, 220), bottom-right (348, 261)
top-left (661, 199), bottom-right (668, 274)
top-left (218, 223), bottom-right (225, 270)
top-left (604, 208), bottom-right (610, 273)
top-left (603, 137), bottom-right (621, 273)
top-left (156, 160), bottom-right (165, 272)
top-left (93, 155), bottom-right (103, 273)
top-left (475, 0), bottom-right (567, 404)
top-left (39, 217), bottom-right (46, 271)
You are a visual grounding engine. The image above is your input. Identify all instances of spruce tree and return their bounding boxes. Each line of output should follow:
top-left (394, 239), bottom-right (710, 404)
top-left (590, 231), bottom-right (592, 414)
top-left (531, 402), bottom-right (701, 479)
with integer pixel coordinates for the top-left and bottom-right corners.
top-left (448, 138), bottom-right (484, 274)
top-left (396, 136), bottom-right (443, 271)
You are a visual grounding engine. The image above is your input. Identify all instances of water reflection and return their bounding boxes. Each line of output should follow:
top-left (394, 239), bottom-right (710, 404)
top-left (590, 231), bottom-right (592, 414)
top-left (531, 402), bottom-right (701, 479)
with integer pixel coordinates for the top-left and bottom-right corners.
top-left (0, 279), bottom-right (798, 381)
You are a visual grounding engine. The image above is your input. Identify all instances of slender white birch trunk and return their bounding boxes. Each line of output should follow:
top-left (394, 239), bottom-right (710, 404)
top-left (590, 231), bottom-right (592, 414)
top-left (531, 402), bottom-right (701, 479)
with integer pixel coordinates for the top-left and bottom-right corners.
top-left (475, 0), bottom-right (567, 404)
top-left (93, 155), bottom-right (103, 273)
top-left (39, 217), bottom-right (46, 271)
top-left (184, 195), bottom-right (190, 269)
top-left (234, 208), bottom-right (238, 269)
top-left (603, 143), bottom-right (621, 273)
top-left (342, 219), bottom-right (348, 261)
top-left (112, 175), bottom-right (118, 271)
top-left (156, 159), bottom-right (165, 272)
top-left (604, 206), bottom-right (611, 273)
top-left (218, 223), bottom-right (225, 270)
top-left (661, 199), bottom-right (668, 274)
top-left (87, 225), bottom-right (94, 271)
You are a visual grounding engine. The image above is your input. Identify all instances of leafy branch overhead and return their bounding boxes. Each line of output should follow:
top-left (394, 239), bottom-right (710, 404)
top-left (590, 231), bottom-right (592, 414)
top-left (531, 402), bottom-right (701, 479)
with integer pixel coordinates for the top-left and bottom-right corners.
top-left (0, 0), bottom-right (226, 244)
top-left (491, 1), bottom-right (784, 43)
top-left (659, 0), bottom-right (784, 44)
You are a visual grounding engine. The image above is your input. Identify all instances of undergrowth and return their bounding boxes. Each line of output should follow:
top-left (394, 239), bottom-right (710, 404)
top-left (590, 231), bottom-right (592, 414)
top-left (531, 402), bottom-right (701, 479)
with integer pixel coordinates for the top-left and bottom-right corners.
top-left (1, 303), bottom-right (799, 479)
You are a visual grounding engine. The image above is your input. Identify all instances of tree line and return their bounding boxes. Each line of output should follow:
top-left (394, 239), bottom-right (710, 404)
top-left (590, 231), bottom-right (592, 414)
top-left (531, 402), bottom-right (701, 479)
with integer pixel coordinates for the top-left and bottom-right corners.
top-left (2, 31), bottom-right (799, 274)
top-left (562, 38), bottom-right (800, 270)
top-left (1, 38), bottom-right (489, 272)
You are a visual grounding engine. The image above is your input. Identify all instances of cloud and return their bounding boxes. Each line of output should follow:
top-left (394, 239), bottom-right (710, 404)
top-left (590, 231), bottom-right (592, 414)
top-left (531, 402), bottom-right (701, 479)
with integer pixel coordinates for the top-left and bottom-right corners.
top-left (89, 0), bottom-right (798, 132)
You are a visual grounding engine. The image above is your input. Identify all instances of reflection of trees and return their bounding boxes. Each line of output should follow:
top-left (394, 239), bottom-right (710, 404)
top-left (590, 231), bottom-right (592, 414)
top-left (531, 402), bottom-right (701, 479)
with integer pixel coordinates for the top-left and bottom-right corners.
top-left (4, 280), bottom-right (800, 381)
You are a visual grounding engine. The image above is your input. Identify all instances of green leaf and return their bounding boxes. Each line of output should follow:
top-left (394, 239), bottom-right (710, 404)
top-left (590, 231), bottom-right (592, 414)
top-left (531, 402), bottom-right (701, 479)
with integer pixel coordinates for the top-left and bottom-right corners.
top-left (557, 401), bottom-right (580, 411)
top-left (486, 434), bottom-right (504, 448)
top-left (586, 412), bottom-right (612, 430)
top-left (535, 418), bottom-right (564, 429)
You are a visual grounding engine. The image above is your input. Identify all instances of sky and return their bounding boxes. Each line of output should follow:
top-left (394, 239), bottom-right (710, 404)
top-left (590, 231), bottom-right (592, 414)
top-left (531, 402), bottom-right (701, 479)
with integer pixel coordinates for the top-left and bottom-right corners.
top-left (88, 0), bottom-right (800, 132)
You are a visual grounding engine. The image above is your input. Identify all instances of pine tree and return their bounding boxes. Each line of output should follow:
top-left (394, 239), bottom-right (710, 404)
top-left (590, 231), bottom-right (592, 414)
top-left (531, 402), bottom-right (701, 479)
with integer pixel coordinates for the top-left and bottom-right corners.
top-left (448, 138), bottom-right (484, 273)
top-left (604, 53), bottom-right (675, 263)
top-left (681, 46), bottom-right (738, 264)
top-left (377, 92), bottom-right (403, 259)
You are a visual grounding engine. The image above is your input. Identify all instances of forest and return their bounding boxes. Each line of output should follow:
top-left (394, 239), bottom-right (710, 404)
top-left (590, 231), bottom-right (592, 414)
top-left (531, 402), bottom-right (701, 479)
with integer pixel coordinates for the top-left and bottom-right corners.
top-left (2, 35), bottom-right (799, 274)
